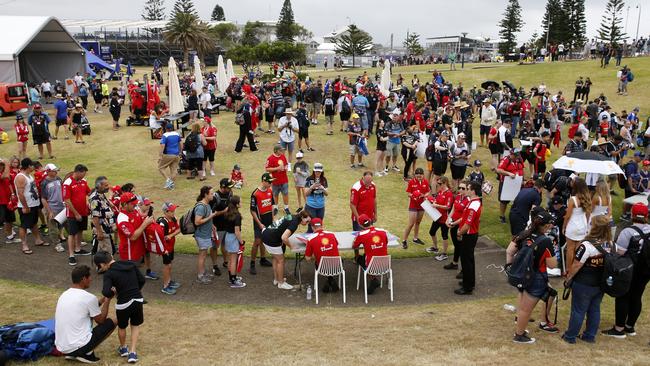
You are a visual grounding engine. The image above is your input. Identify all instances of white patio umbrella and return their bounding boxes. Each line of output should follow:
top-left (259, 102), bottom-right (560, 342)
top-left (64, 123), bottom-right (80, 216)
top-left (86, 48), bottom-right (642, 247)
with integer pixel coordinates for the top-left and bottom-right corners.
top-left (217, 55), bottom-right (228, 94)
top-left (226, 58), bottom-right (235, 80)
top-left (379, 59), bottom-right (391, 97)
top-left (167, 57), bottom-right (184, 114)
top-left (193, 55), bottom-right (204, 94)
top-left (552, 152), bottom-right (624, 176)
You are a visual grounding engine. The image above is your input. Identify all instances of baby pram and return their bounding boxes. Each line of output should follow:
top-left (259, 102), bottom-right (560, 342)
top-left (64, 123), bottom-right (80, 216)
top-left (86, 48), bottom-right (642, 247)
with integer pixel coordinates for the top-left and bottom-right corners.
top-left (80, 116), bottom-right (91, 135)
top-left (177, 151), bottom-right (190, 174)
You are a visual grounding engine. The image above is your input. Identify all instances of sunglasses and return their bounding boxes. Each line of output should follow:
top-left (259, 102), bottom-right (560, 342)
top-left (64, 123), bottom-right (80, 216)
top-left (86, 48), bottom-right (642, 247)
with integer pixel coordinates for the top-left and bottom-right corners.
top-left (458, 186), bottom-right (467, 190)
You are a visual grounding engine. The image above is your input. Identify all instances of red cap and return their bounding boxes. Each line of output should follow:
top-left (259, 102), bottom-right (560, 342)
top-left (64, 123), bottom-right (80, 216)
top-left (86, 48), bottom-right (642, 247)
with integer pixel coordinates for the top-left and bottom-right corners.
top-left (631, 203), bottom-right (648, 218)
top-left (33, 103), bottom-right (42, 109)
top-left (111, 185), bottom-right (122, 192)
top-left (203, 116), bottom-right (212, 123)
top-left (311, 217), bottom-right (322, 227)
top-left (643, 160), bottom-right (650, 166)
top-left (119, 192), bottom-right (138, 205)
top-left (357, 214), bottom-right (372, 227)
top-left (141, 198), bottom-right (154, 206)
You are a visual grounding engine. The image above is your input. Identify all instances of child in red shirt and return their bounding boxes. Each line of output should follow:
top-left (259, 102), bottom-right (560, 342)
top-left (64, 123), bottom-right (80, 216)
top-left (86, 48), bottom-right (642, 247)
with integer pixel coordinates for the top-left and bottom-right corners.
top-left (158, 202), bottom-right (181, 294)
top-left (231, 164), bottom-right (244, 189)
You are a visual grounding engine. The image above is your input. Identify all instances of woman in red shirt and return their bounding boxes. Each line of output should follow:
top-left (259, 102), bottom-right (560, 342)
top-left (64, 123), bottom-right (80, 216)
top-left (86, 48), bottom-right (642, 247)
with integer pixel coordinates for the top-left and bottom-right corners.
top-left (14, 115), bottom-right (29, 160)
top-left (487, 120), bottom-right (502, 172)
top-left (428, 176), bottom-right (454, 258)
top-left (201, 117), bottom-right (217, 177)
top-left (401, 168), bottom-right (430, 249)
top-left (442, 181), bottom-right (470, 269)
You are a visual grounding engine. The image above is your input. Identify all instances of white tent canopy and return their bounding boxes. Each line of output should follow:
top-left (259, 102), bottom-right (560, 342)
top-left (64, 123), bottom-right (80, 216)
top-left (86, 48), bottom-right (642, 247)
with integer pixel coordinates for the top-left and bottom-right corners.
top-left (0, 16), bottom-right (86, 84)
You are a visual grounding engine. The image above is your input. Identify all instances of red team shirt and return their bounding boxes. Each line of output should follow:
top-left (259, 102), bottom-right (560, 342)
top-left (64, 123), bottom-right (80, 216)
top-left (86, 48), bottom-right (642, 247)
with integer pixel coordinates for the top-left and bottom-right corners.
top-left (305, 231), bottom-right (340, 265)
top-left (433, 188), bottom-right (454, 223)
top-left (350, 180), bottom-right (377, 220)
top-left (14, 123), bottom-right (29, 143)
top-left (449, 194), bottom-right (469, 222)
top-left (497, 156), bottom-right (525, 182)
top-left (265, 154), bottom-right (289, 185)
top-left (353, 226), bottom-right (388, 266)
top-left (460, 197), bottom-right (482, 235)
top-left (158, 217), bottom-right (179, 251)
top-left (117, 210), bottom-right (145, 261)
top-left (62, 177), bottom-right (90, 218)
top-left (406, 177), bottom-right (430, 210)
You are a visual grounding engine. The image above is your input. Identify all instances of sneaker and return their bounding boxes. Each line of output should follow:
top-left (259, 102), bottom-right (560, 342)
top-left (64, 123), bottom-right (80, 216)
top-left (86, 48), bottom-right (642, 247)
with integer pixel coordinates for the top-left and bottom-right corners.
top-left (118, 346), bottom-right (129, 357)
top-left (68, 256), bottom-right (77, 266)
top-left (412, 238), bottom-right (425, 245)
top-left (39, 224), bottom-right (49, 234)
top-left (168, 281), bottom-right (181, 289)
top-left (161, 285), bottom-right (177, 295)
top-left (561, 334), bottom-right (576, 344)
top-left (401, 240), bottom-right (408, 249)
top-left (260, 258), bottom-right (272, 267)
top-left (539, 322), bottom-right (559, 333)
top-left (230, 279), bottom-right (247, 288)
top-left (284, 208), bottom-right (291, 215)
top-left (392, 166), bottom-right (400, 172)
top-left (425, 246), bottom-right (439, 253)
top-left (74, 249), bottom-right (91, 256)
top-left (350, 164), bottom-right (356, 169)
top-left (578, 334), bottom-right (596, 343)
top-left (54, 243), bottom-right (65, 252)
top-left (435, 254), bottom-right (449, 261)
top-left (163, 179), bottom-right (172, 189)
top-left (513, 333), bottom-right (536, 344)
top-left (145, 271), bottom-right (159, 280)
top-left (374, 172), bottom-right (383, 177)
top-left (210, 170), bottom-right (215, 176)
top-left (272, 278), bottom-right (286, 286)
top-left (222, 261), bottom-right (229, 268)
top-left (443, 262), bottom-right (459, 270)
top-left (383, 168), bottom-right (389, 173)
top-left (75, 352), bottom-right (100, 363)
top-left (601, 327), bottom-right (626, 339)
top-left (6, 232), bottom-right (16, 241)
top-left (499, 216), bottom-right (506, 224)
top-left (127, 352), bottom-right (138, 363)
top-left (455, 271), bottom-right (463, 279)
top-left (5, 236), bottom-right (21, 244)
top-left (624, 326), bottom-right (636, 336)
top-left (249, 265), bottom-right (257, 275)
top-left (295, 207), bottom-right (303, 214)
top-left (277, 281), bottom-right (293, 290)
top-left (196, 275), bottom-right (212, 284)
top-left (212, 266), bottom-right (222, 276)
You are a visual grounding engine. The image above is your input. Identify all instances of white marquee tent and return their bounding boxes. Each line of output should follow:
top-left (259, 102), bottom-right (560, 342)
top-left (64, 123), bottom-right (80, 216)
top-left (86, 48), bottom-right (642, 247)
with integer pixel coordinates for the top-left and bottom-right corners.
top-left (0, 16), bottom-right (86, 84)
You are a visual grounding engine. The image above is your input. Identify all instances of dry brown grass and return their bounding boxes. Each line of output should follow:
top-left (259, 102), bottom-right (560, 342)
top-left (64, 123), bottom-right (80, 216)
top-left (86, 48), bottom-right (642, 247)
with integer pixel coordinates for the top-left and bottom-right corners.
top-left (3, 279), bottom-right (650, 366)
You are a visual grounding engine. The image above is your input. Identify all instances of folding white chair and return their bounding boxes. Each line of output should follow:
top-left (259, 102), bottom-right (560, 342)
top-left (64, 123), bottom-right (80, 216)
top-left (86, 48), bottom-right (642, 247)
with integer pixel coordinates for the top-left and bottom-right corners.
top-left (314, 256), bottom-right (346, 304)
top-left (356, 255), bottom-right (393, 304)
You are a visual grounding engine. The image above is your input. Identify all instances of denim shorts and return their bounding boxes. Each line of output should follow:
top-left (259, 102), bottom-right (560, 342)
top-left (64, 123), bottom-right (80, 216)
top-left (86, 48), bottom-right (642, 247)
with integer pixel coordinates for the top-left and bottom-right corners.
top-left (272, 183), bottom-right (289, 196)
top-left (525, 272), bottom-right (549, 299)
top-left (280, 140), bottom-right (294, 153)
top-left (223, 232), bottom-right (240, 253)
top-left (195, 236), bottom-right (213, 250)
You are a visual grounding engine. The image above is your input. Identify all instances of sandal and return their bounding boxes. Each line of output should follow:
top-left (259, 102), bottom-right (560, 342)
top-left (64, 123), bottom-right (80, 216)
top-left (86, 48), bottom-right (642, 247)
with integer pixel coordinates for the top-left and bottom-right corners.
top-left (22, 249), bottom-right (33, 255)
top-left (35, 241), bottom-right (50, 247)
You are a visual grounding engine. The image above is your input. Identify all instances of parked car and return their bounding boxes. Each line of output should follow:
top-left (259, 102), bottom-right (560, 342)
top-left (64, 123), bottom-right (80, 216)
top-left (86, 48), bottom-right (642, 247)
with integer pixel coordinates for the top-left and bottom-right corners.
top-left (0, 82), bottom-right (29, 117)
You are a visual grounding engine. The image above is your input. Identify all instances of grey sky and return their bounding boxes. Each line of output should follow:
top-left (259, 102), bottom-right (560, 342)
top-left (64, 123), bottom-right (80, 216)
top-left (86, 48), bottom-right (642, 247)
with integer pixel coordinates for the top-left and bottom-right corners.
top-left (2, 0), bottom-right (648, 45)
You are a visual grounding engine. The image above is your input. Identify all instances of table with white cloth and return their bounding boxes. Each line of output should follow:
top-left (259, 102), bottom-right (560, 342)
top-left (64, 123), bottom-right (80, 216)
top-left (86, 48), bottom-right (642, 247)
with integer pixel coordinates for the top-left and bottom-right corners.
top-left (623, 192), bottom-right (649, 205)
top-left (288, 230), bottom-right (400, 289)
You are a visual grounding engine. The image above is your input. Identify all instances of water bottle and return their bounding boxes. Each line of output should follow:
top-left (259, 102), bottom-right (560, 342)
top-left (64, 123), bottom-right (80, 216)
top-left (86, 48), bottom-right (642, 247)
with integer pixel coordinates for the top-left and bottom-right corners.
top-left (503, 304), bottom-right (516, 312)
top-left (306, 285), bottom-right (313, 301)
top-left (606, 276), bottom-right (614, 287)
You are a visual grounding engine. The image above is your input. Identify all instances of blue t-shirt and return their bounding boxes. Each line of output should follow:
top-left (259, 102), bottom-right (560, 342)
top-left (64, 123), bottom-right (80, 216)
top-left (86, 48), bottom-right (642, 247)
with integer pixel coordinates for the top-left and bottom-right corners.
top-left (193, 202), bottom-right (213, 239)
top-left (29, 88), bottom-right (40, 104)
top-left (160, 131), bottom-right (182, 155)
top-left (305, 176), bottom-right (327, 209)
top-left (387, 121), bottom-right (403, 144)
top-left (78, 86), bottom-right (88, 97)
top-left (54, 99), bottom-right (68, 120)
top-left (352, 95), bottom-right (369, 114)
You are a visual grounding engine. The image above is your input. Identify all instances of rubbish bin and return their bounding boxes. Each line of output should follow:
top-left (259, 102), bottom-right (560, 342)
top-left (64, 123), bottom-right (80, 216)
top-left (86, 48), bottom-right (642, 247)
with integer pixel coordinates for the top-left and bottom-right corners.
top-left (372, 60), bottom-right (378, 67)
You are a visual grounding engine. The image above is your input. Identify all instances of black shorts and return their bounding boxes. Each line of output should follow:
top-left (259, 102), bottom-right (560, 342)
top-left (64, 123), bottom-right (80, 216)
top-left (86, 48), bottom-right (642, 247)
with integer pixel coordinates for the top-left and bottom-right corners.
top-left (536, 161), bottom-right (547, 174)
top-left (299, 128), bottom-right (309, 139)
top-left (480, 125), bottom-right (491, 135)
top-left (67, 216), bottom-right (88, 235)
top-left (526, 154), bottom-right (536, 165)
top-left (432, 160), bottom-right (448, 176)
top-left (43, 91), bottom-right (52, 98)
top-left (0, 205), bottom-right (15, 225)
top-left (340, 112), bottom-right (351, 121)
top-left (162, 250), bottom-right (175, 265)
top-left (450, 164), bottom-right (467, 180)
top-left (18, 207), bottom-right (39, 229)
top-left (429, 221), bottom-right (449, 240)
top-left (33, 134), bottom-right (50, 145)
top-left (66, 318), bottom-right (116, 357)
top-left (116, 301), bottom-right (144, 329)
top-left (489, 143), bottom-right (500, 155)
top-left (203, 149), bottom-right (215, 162)
top-left (253, 214), bottom-right (273, 239)
top-left (56, 117), bottom-right (68, 127)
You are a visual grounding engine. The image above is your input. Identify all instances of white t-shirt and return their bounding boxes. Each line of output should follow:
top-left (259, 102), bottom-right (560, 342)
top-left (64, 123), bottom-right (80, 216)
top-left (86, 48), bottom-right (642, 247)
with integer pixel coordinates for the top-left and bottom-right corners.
top-left (55, 288), bottom-right (101, 354)
top-left (278, 116), bottom-right (298, 143)
top-left (498, 125), bottom-right (509, 144)
top-left (41, 82), bottom-right (52, 93)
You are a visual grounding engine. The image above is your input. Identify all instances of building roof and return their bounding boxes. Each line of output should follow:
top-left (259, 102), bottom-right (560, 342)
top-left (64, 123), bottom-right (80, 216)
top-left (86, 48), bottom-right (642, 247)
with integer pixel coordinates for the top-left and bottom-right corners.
top-left (60, 19), bottom-right (233, 30)
top-left (0, 15), bottom-right (84, 61)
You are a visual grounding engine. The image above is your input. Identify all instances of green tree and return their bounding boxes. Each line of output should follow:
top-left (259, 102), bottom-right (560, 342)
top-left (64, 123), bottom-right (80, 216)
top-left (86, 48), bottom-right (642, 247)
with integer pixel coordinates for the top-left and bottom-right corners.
top-left (226, 41), bottom-right (306, 64)
top-left (540, 0), bottom-right (569, 46)
top-left (170, 0), bottom-right (197, 18)
top-left (276, 0), bottom-right (296, 42)
top-left (293, 24), bottom-right (313, 43)
top-left (210, 23), bottom-right (239, 49)
top-left (164, 12), bottom-right (215, 65)
top-left (334, 24), bottom-right (373, 68)
top-left (241, 21), bottom-right (265, 47)
top-left (142, 0), bottom-right (166, 35)
top-left (598, 0), bottom-right (627, 45)
top-left (211, 4), bottom-right (225, 21)
top-left (563, 0), bottom-right (587, 49)
top-left (498, 0), bottom-right (524, 55)
top-left (403, 32), bottom-right (424, 56)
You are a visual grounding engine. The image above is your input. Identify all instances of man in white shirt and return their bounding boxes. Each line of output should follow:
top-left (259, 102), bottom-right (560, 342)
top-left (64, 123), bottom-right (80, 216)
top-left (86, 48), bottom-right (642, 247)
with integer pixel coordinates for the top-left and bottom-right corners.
top-left (55, 265), bottom-right (115, 363)
top-left (198, 86), bottom-right (211, 117)
top-left (480, 98), bottom-right (497, 146)
top-left (41, 79), bottom-right (52, 104)
top-left (498, 119), bottom-right (512, 155)
top-left (277, 109), bottom-right (299, 165)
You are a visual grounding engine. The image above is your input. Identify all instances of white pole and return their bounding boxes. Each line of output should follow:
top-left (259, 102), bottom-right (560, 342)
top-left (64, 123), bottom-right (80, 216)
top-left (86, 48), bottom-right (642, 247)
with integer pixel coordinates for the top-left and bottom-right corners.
top-left (636, 5), bottom-right (642, 41)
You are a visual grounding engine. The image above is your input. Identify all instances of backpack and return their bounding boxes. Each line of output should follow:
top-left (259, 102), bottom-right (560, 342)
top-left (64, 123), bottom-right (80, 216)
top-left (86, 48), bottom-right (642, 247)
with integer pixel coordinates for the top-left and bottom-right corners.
top-left (543, 168), bottom-right (569, 192)
top-left (341, 99), bottom-right (351, 114)
top-left (0, 322), bottom-right (54, 361)
top-left (179, 204), bottom-right (200, 235)
top-left (623, 226), bottom-right (650, 275)
top-left (184, 133), bottom-right (199, 153)
top-left (596, 243), bottom-right (634, 297)
top-left (627, 71), bottom-right (634, 82)
top-left (506, 236), bottom-right (542, 290)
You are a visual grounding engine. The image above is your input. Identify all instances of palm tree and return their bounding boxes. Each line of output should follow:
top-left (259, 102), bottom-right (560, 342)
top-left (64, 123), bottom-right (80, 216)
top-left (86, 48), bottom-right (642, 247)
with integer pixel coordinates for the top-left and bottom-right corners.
top-left (164, 12), bottom-right (215, 65)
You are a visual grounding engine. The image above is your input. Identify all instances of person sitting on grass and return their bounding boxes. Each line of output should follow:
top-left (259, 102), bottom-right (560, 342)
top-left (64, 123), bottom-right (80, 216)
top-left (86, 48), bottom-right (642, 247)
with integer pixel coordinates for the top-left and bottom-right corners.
top-left (55, 265), bottom-right (116, 364)
top-left (94, 251), bottom-right (145, 363)
top-left (353, 214), bottom-right (388, 295)
top-left (305, 218), bottom-right (340, 293)
top-left (157, 202), bottom-right (181, 295)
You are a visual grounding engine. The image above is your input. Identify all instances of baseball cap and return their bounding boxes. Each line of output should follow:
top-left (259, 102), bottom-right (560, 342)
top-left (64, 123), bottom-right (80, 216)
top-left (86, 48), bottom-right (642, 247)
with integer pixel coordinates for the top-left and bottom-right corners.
top-left (220, 178), bottom-right (235, 188)
top-left (634, 151), bottom-right (644, 158)
top-left (33, 103), bottom-right (42, 109)
top-left (93, 250), bottom-right (112, 271)
top-left (458, 132), bottom-right (466, 138)
top-left (111, 185), bottom-right (122, 192)
top-left (534, 210), bottom-right (554, 225)
top-left (357, 214), bottom-right (372, 227)
top-left (44, 163), bottom-right (59, 171)
top-left (141, 197), bottom-right (154, 206)
top-left (551, 195), bottom-right (565, 205)
top-left (473, 159), bottom-right (482, 166)
top-left (296, 151), bottom-right (304, 159)
top-left (313, 162), bottom-right (324, 172)
top-left (261, 172), bottom-right (275, 183)
top-left (119, 192), bottom-right (138, 205)
top-left (351, 113), bottom-right (360, 120)
top-left (162, 202), bottom-right (178, 212)
top-left (15, 114), bottom-right (23, 121)
top-left (390, 108), bottom-right (402, 116)
top-left (644, 160), bottom-right (650, 167)
top-left (631, 202), bottom-right (648, 218)
top-left (311, 217), bottom-right (323, 227)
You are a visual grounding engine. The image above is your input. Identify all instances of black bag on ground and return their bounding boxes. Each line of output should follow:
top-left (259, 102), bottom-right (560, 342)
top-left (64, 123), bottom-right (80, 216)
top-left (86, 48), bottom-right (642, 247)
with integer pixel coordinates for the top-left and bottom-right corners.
top-left (596, 244), bottom-right (634, 297)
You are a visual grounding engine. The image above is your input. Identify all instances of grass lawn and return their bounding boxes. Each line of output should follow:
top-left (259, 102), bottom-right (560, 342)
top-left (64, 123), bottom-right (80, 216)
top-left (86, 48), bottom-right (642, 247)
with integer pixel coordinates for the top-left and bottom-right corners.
top-left (2, 279), bottom-right (649, 365)
top-left (0, 58), bottom-right (648, 255)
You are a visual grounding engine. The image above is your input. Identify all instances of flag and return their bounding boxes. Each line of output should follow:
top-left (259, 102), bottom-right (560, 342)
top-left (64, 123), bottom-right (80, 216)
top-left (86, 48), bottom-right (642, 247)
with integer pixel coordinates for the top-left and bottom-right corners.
top-left (126, 62), bottom-right (133, 76)
top-left (236, 241), bottom-right (245, 273)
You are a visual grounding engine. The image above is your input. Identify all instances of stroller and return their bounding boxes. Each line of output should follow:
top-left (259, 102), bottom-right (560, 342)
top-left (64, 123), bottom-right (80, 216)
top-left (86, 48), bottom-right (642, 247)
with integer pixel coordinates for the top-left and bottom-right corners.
top-left (80, 115), bottom-right (91, 135)
top-left (177, 151), bottom-right (190, 175)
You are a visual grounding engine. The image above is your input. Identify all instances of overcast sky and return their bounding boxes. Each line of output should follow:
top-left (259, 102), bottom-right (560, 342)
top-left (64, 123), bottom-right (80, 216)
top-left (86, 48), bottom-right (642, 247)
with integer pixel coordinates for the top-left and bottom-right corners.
top-left (2, 0), bottom-right (648, 45)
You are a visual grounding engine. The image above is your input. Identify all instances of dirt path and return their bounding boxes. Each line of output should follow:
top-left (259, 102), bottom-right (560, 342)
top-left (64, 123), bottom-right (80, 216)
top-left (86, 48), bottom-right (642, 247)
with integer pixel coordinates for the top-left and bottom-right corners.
top-left (0, 235), bottom-right (516, 307)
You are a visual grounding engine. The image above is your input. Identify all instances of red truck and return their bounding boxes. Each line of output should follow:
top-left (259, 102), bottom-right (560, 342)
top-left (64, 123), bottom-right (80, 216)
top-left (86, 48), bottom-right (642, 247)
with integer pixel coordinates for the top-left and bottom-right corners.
top-left (0, 83), bottom-right (29, 117)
